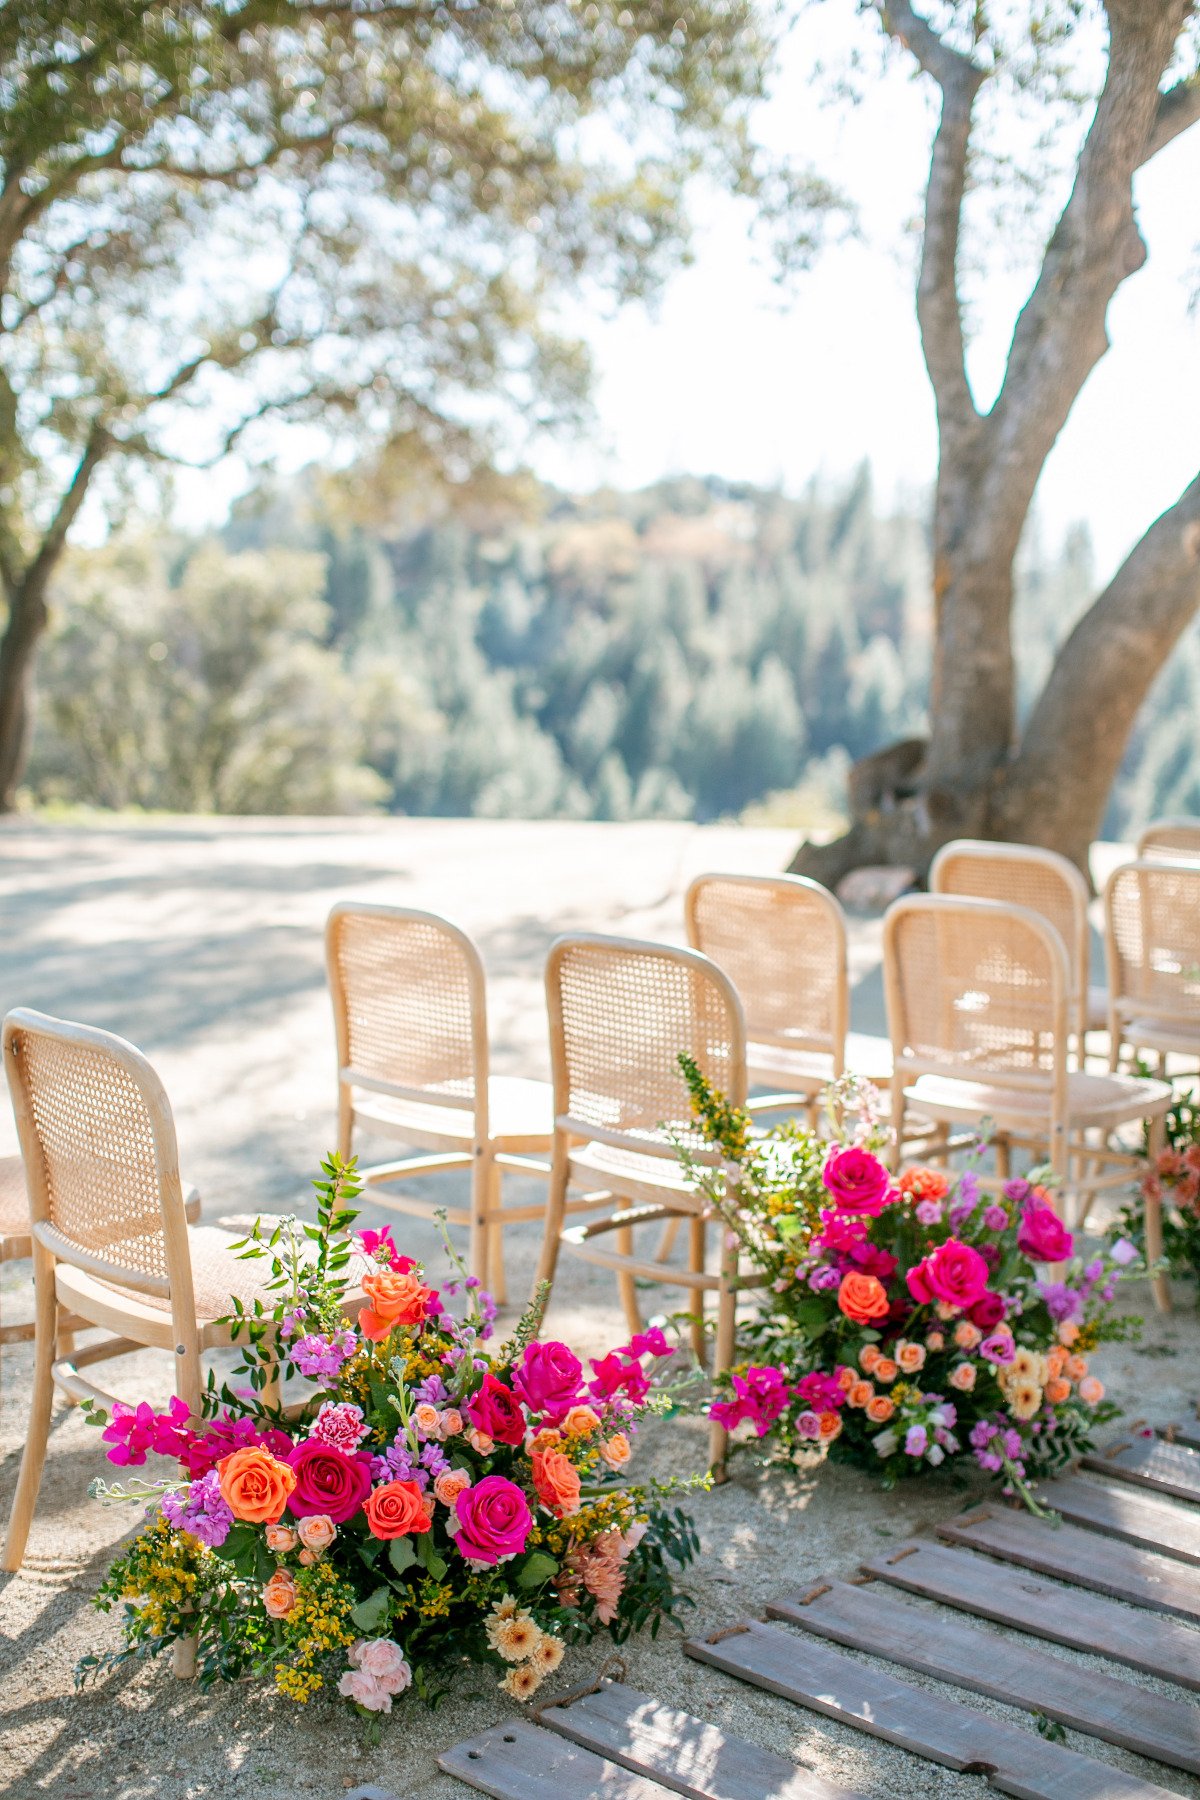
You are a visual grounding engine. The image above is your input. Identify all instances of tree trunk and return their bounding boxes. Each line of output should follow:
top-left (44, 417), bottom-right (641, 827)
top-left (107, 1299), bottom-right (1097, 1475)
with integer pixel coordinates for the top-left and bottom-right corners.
top-left (0, 575), bottom-right (48, 808)
top-left (790, 469), bottom-right (1200, 888)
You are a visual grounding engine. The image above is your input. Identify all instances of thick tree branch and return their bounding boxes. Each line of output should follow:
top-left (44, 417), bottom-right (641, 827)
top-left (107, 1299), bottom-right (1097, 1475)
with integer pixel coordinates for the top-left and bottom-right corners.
top-left (876, 3), bottom-right (985, 445)
top-left (23, 423), bottom-right (111, 598)
top-left (1143, 77), bottom-right (1200, 161)
top-left (1000, 468), bottom-right (1200, 854)
top-left (976, 2), bottom-right (1190, 557)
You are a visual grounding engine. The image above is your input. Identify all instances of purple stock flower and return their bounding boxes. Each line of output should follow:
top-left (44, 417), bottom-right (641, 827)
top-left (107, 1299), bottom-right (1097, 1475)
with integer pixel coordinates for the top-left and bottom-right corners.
top-left (982, 1204), bottom-right (1008, 1231)
top-left (808, 1265), bottom-right (841, 1292)
top-left (161, 1470), bottom-right (234, 1548)
top-left (1001, 1178), bottom-right (1033, 1205)
top-left (414, 1375), bottom-right (447, 1406)
top-left (915, 1199), bottom-right (943, 1226)
top-left (970, 1420), bottom-right (997, 1450)
top-left (291, 1329), bottom-right (357, 1382)
top-left (1037, 1280), bottom-right (1084, 1324)
top-left (420, 1441), bottom-right (449, 1478)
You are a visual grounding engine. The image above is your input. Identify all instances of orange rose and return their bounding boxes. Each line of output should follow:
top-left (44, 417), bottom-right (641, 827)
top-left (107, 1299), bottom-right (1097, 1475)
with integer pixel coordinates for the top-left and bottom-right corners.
top-left (896, 1340), bottom-right (926, 1373)
top-left (218, 1446), bottom-right (297, 1525)
top-left (1058, 1320), bottom-right (1080, 1347)
top-left (847, 1380), bottom-right (874, 1409)
top-left (859, 1344), bottom-right (882, 1373)
top-left (1045, 1346), bottom-right (1067, 1378)
top-left (562, 1405), bottom-right (602, 1437)
top-left (874, 1358), bottom-right (898, 1384)
top-left (1045, 1377), bottom-right (1071, 1404)
top-left (531, 1447), bottom-right (582, 1517)
top-left (838, 1273), bottom-right (889, 1327)
top-left (866, 1395), bottom-right (895, 1424)
top-left (817, 1410), bottom-right (842, 1441)
top-left (949, 1363), bottom-right (976, 1392)
top-left (262, 1568), bottom-right (297, 1619)
top-left (530, 1426), bottom-right (563, 1454)
top-left (953, 1321), bottom-right (981, 1350)
top-left (1078, 1376), bottom-right (1105, 1405)
top-left (434, 1469), bottom-right (470, 1507)
top-left (836, 1365), bottom-right (856, 1392)
top-left (600, 1432), bottom-right (631, 1471)
top-left (1066, 1354), bottom-right (1089, 1381)
top-left (359, 1267), bottom-right (436, 1341)
top-left (364, 1478), bottom-right (433, 1539)
top-left (898, 1167), bottom-right (950, 1202)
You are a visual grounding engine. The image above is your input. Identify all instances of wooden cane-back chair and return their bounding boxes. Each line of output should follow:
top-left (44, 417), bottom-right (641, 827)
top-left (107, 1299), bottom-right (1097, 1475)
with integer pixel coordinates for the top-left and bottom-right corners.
top-left (929, 839), bottom-right (1100, 1046)
top-left (327, 903), bottom-right (553, 1301)
top-left (685, 872), bottom-right (848, 1114)
top-left (535, 935), bottom-right (752, 1472)
top-left (1137, 819), bottom-right (1200, 862)
top-left (883, 896), bottom-right (1171, 1306)
top-left (1105, 859), bottom-right (1200, 1071)
top-left (1, 1010), bottom-right (282, 1576)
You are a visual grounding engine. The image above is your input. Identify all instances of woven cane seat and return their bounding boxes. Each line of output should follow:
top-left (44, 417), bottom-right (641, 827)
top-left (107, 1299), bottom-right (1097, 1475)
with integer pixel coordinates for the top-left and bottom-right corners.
top-left (352, 1074), bottom-right (553, 1150)
top-left (904, 1070), bottom-right (1171, 1131)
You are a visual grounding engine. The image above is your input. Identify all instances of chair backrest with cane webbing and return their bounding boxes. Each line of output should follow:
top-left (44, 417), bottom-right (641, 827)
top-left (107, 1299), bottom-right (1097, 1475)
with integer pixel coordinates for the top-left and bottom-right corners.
top-left (545, 935), bottom-right (746, 1160)
top-left (1105, 860), bottom-right (1200, 1029)
top-left (1136, 819), bottom-right (1200, 863)
top-left (326, 904), bottom-right (489, 1119)
top-left (929, 839), bottom-right (1089, 1037)
top-left (684, 872), bottom-right (847, 1061)
top-left (3, 1008), bottom-right (194, 1306)
top-left (883, 895), bottom-right (1070, 1089)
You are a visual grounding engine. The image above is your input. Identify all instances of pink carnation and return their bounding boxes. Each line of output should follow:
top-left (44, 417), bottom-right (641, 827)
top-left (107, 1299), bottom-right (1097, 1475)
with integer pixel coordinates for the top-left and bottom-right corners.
top-left (310, 1402), bottom-right (370, 1453)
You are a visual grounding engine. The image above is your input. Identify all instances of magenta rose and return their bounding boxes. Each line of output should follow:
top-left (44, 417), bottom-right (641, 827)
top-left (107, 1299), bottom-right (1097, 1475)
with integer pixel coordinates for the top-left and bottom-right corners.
top-left (453, 1475), bottom-right (532, 1565)
top-left (906, 1238), bottom-right (989, 1312)
top-left (286, 1440), bottom-right (373, 1522)
top-left (1017, 1203), bottom-right (1074, 1264)
top-left (969, 1290), bottom-right (1007, 1329)
top-left (823, 1147), bottom-right (892, 1215)
top-left (512, 1341), bottom-right (583, 1420)
top-left (466, 1371), bottom-right (525, 1446)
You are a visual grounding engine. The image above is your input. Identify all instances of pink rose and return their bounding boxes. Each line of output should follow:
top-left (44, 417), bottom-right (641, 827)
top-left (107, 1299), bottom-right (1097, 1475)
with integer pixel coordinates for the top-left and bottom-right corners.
top-left (338, 1668), bottom-right (393, 1711)
top-left (356, 1637), bottom-right (413, 1693)
top-left (969, 1291), bottom-right (1007, 1329)
top-left (296, 1513), bottom-right (337, 1552)
top-left (466, 1372), bottom-right (526, 1446)
top-left (453, 1475), bottom-right (532, 1566)
top-left (286, 1441), bottom-right (373, 1523)
top-left (822, 1147), bottom-right (892, 1215)
top-left (1017, 1203), bottom-right (1074, 1263)
top-left (512, 1341), bottom-right (584, 1420)
top-left (906, 1238), bottom-right (988, 1312)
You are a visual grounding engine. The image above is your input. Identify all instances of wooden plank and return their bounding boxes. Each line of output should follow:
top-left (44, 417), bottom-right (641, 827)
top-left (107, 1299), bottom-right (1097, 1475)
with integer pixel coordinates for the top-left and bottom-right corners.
top-left (1083, 1436), bottom-right (1200, 1505)
top-left (686, 1620), bottom-right (1180, 1800)
top-left (1160, 1422), bottom-right (1200, 1453)
top-left (1034, 1473), bottom-right (1200, 1566)
top-left (439, 1719), bottom-right (677, 1800)
top-left (862, 1538), bottom-right (1200, 1694)
top-left (768, 1578), bottom-right (1200, 1776)
top-left (540, 1678), bottom-right (868, 1800)
top-left (938, 1503), bottom-right (1200, 1621)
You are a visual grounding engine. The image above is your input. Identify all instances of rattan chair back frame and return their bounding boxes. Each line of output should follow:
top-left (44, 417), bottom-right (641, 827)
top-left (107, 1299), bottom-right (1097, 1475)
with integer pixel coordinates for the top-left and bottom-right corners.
top-left (929, 839), bottom-right (1090, 1043)
top-left (1104, 858), bottom-right (1200, 1041)
top-left (326, 901), bottom-right (492, 1140)
top-left (1136, 819), bottom-right (1200, 863)
top-left (684, 871), bottom-right (848, 1066)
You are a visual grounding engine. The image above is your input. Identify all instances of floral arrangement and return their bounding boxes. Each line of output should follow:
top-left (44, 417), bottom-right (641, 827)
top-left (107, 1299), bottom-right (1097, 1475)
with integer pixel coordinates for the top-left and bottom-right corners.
top-left (81, 1156), bottom-right (699, 1716)
top-left (1119, 1086), bottom-right (1200, 1285)
top-left (677, 1058), bottom-right (1143, 1509)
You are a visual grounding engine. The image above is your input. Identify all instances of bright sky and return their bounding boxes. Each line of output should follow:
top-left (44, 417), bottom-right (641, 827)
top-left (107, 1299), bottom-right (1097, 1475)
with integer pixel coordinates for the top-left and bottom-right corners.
top-left (531, 15), bottom-right (1200, 586)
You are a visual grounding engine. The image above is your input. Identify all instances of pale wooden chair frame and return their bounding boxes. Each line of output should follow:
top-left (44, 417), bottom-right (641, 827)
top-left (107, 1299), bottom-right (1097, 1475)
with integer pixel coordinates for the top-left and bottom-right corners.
top-left (327, 902), bottom-right (554, 1303)
top-left (0, 1010), bottom-right (274, 1599)
top-left (684, 871), bottom-right (848, 1123)
top-left (883, 896), bottom-right (1172, 1309)
top-left (1136, 819), bottom-right (1200, 862)
top-left (929, 838), bottom-right (1099, 1049)
top-left (1104, 858), bottom-right (1200, 1075)
top-left (535, 933), bottom-right (758, 1476)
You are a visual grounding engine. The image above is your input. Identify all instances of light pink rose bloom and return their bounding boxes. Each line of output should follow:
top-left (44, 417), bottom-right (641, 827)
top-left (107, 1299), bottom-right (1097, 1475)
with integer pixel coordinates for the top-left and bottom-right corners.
top-left (265, 1523), bottom-right (297, 1554)
top-left (297, 1513), bottom-right (337, 1552)
top-left (357, 1637), bottom-right (413, 1694)
top-left (440, 1408), bottom-right (464, 1436)
top-left (338, 1668), bottom-right (392, 1711)
top-left (434, 1469), bottom-right (470, 1507)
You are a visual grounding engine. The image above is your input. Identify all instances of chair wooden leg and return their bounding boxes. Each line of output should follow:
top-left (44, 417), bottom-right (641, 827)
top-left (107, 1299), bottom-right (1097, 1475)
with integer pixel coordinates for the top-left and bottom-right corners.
top-left (615, 1219), bottom-right (643, 1338)
top-left (889, 1079), bottom-right (905, 1173)
top-left (485, 1161), bottom-right (506, 1307)
top-left (654, 1215), bottom-right (682, 1264)
top-left (468, 1147), bottom-right (489, 1286)
top-left (689, 1217), bottom-right (707, 1368)
top-left (1145, 1112), bottom-right (1171, 1314)
top-left (995, 1135), bottom-right (1010, 1180)
top-left (533, 1139), bottom-right (570, 1298)
top-left (336, 1086), bottom-right (353, 1161)
top-left (708, 1232), bottom-right (739, 1483)
top-left (2, 1247), bottom-right (58, 1572)
top-left (171, 1342), bottom-right (205, 1678)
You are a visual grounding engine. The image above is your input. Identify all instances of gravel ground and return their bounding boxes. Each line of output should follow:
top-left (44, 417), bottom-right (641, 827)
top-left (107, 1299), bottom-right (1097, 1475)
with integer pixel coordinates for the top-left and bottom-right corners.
top-left (0, 816), bottom-right (1197, 1800)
